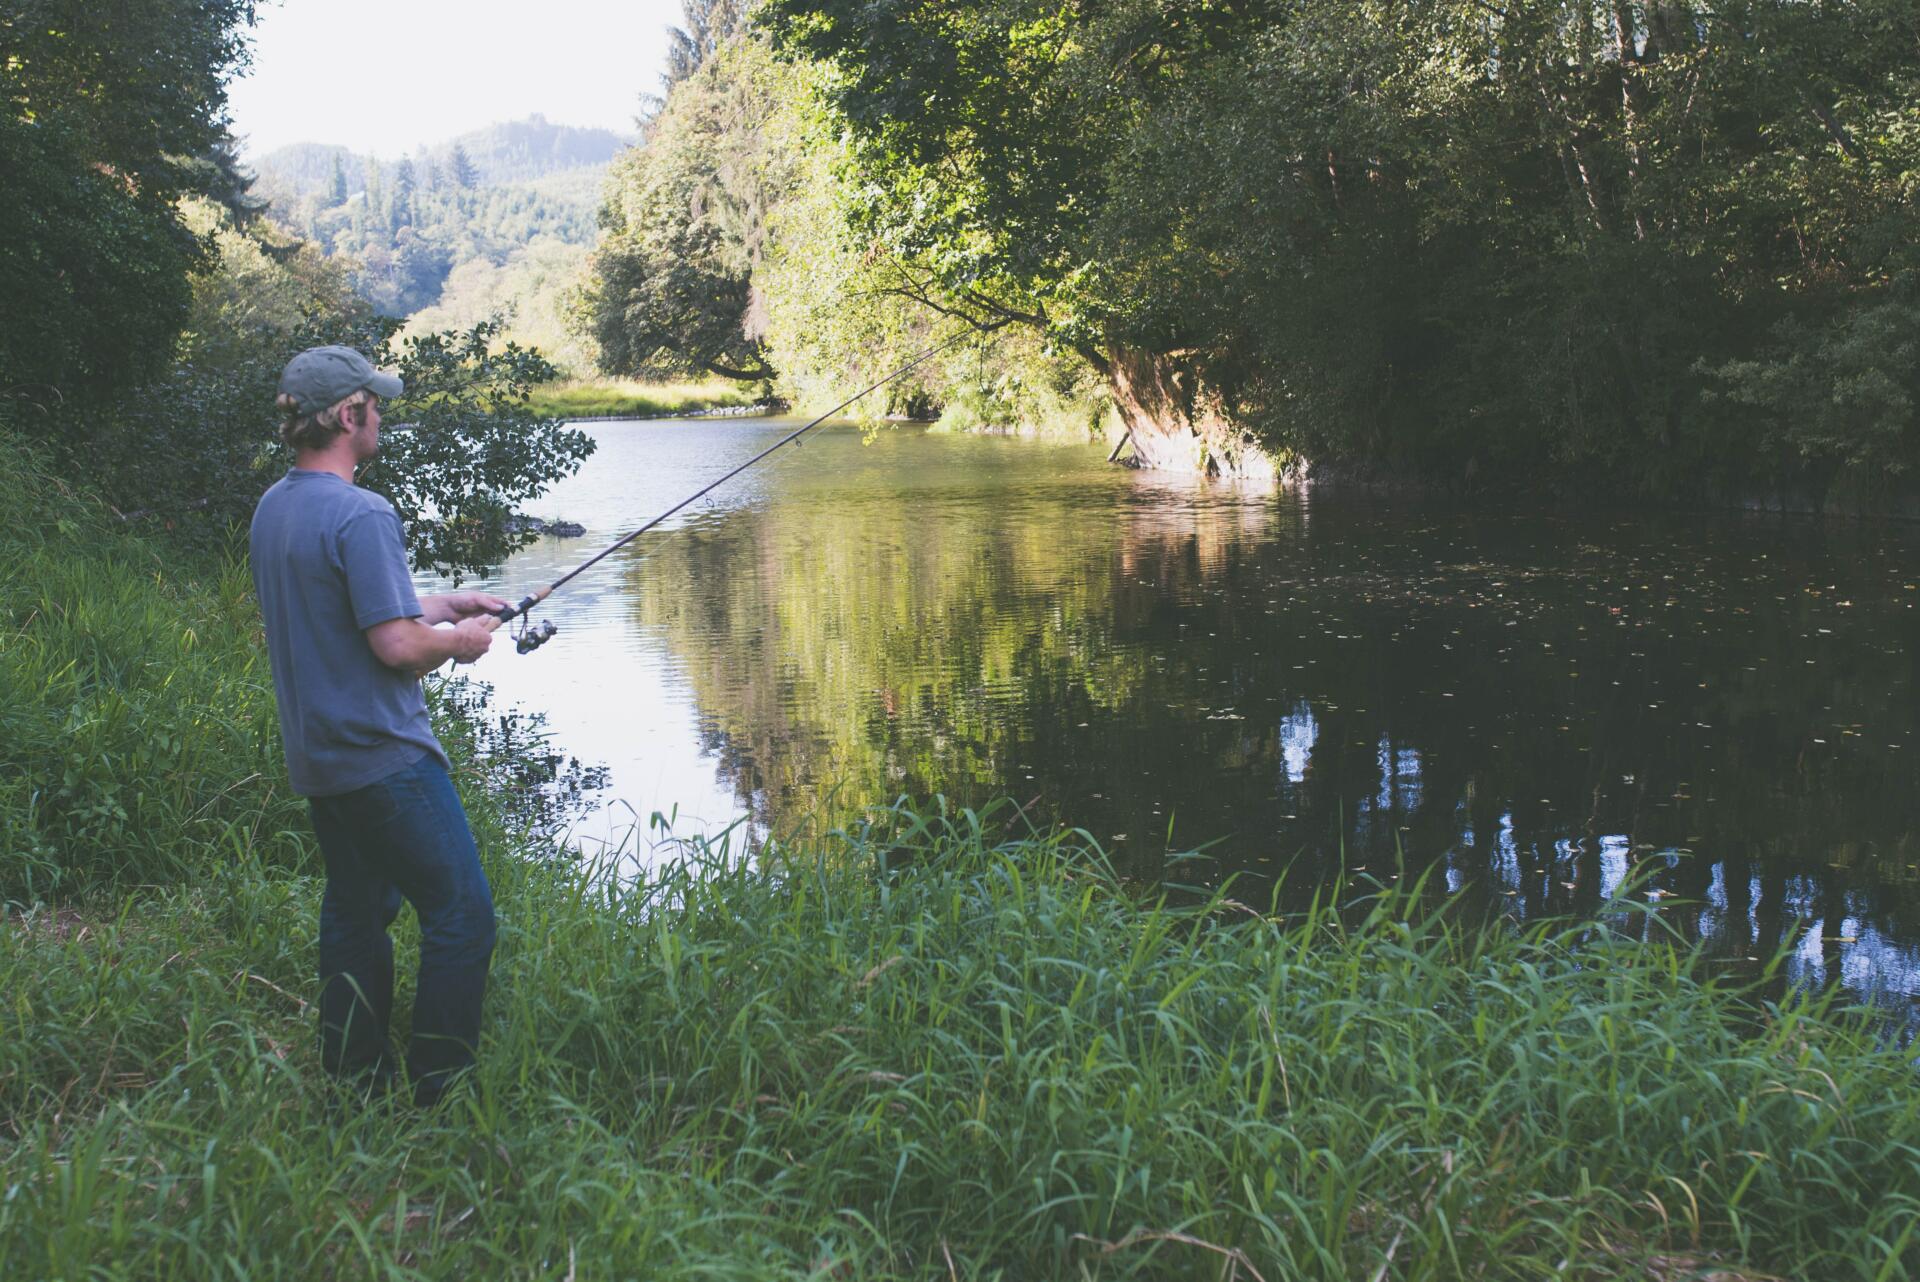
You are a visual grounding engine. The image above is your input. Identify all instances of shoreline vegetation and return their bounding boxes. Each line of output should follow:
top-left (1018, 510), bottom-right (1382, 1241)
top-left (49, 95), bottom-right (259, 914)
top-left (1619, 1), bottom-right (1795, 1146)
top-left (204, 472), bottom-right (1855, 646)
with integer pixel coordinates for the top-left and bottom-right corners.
top-left (8, 438), bottom-right (1920, 1279)
top-left (525, 377), bottom-right (768, 422)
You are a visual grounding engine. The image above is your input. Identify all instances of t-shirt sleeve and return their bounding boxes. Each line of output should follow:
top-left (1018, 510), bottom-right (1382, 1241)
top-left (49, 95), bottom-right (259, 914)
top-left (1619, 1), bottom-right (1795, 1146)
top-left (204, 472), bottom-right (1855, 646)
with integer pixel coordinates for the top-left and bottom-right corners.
top-left (338, 506), bottom-right (424, 630)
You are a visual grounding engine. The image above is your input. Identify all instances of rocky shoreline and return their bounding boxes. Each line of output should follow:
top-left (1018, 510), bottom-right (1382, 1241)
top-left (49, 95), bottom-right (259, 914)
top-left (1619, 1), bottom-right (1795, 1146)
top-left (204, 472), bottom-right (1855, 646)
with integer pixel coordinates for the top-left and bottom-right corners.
top-left (505, 514), bottom-right (586, 538)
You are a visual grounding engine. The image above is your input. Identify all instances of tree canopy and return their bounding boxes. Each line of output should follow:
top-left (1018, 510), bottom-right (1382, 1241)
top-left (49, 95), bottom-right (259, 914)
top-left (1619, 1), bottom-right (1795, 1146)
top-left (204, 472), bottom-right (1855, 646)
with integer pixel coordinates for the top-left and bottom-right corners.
top-left (0, 1), bottom-right (258, 397)
top-left (753, 0), bottom-right (1920, 486)
top-left (571, 0), bottom-right (1920, 492)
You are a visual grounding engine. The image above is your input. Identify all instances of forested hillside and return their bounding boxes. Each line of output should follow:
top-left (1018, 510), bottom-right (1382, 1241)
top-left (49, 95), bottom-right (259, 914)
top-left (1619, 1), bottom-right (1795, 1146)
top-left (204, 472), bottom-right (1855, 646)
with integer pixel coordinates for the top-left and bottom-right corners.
top-left (257, 116), bottom-right (628, 197)
top-left (247, 116), bottom-right (625, 363)
top-left (580, 0), bottom-right (1920, 500)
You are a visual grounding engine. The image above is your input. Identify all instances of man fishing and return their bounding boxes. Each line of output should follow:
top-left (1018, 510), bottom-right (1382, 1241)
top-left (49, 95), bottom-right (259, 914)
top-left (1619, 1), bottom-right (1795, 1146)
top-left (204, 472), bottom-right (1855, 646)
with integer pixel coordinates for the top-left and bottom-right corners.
top-left (250, 345), bottom-right (504, 1108)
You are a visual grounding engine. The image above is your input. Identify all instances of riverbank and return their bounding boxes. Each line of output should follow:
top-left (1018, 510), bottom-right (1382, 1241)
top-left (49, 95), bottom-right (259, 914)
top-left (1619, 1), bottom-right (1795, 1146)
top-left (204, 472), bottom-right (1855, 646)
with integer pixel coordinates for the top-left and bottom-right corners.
top-left (10, 812), bottom-right (1920, 1278)
top-left (6, 435), bottom-right (1920, 1278)
top-left (527, 377), bottom-right (766, 421)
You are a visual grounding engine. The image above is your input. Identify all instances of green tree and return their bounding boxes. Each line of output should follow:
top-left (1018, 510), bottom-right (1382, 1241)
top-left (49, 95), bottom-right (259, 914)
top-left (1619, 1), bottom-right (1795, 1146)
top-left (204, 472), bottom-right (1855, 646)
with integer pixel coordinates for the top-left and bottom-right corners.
top-left (0, 0), bottom-right (259, 399)
top-left (39, 195), bottom-right (594, 577)
top-left (407, 237), bottom-right (597, 375)
top-left (760, 0), bottom-right (1920, 488)
top-left (390, 158), bottom-right (417, 231)
top-left (329, 154), bottom-right (350, 207)
top-left (355, 321), bottom-right (595, 580)
top-left (579, 39), bottom-right (791, 382)
top-left (50, 197), bottom-right (369, 532)
top-left (664, 0), bottom-right (749, 87)
top-left (448, 142), bottom-right (478, 189)
top-left (363, 159), bottom-right (384, 235)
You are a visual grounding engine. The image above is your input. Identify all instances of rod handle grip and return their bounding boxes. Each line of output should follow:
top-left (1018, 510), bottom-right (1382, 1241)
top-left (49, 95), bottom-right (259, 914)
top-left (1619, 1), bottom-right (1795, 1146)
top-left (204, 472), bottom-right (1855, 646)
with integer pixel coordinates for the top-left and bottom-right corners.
top-left (491, 585), bottom-right (553, 623)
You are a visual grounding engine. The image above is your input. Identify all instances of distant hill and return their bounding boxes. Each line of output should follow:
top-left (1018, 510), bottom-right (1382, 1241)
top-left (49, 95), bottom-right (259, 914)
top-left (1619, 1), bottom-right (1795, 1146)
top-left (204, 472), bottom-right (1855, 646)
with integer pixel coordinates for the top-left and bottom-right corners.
top-left (253, 142), bottom-right (363, 198)
top-left (432, 115), bottom-right (631, 185)
top-left (252, 115), bottom-right (632, 199)
top-left (244, 117), bottom-right (634, 368)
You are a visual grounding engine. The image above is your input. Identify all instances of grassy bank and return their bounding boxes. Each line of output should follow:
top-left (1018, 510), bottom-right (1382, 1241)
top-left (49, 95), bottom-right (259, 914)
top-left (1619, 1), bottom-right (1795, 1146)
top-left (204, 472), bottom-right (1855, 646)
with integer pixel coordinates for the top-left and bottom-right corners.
top-left (9, 812), bottom-right (1920, 1279)
top-left (526, 377), bottom-right (766, 420)
top-left (6, 433), bottom-right (1920, 1279)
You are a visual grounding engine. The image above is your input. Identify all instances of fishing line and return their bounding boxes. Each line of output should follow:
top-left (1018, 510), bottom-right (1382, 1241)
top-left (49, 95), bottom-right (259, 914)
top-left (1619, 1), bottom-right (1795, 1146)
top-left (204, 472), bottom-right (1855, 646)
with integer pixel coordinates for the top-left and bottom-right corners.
top-left (485, 323), bottom-right (987, 653)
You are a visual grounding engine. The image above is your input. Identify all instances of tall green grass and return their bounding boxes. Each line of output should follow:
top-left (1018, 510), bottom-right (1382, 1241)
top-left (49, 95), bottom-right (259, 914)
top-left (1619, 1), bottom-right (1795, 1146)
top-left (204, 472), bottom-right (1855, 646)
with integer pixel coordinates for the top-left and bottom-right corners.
top-left (5, 809), bottom-right (1920, 1279)
top-left (4, 428), bottom-right (1920, 1278)
top-left (0, 443), bottom-right (309, 900)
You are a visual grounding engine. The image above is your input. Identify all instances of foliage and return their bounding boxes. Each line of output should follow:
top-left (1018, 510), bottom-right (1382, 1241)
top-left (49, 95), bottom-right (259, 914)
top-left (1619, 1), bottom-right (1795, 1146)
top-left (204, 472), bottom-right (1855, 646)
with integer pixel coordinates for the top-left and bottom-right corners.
top-left (250, 121), bottom-right (617, 324)
top-left (39, 198), bottom-right (370, 539)
top-left (579, 39), bottom-right (792, 384)
top-left (664, 0), bottom-right (752, 88)
top-left (356, 322), bottom-right (596, 582)
top-left (584, 33), bottom-right (1103, 432)
top-left (0, 0), bottom-right (258, 397)
top-left (23, 196), bottom-right (593, 579)
top-left (256, 119), bottom-right (629, 197)
top-left (0, 431), bottom-right (307, 901)
top-left (1703, 274), bottom-right (1920, 486)
top-left (0, 114), bottom-right (196, 399)
top-left (752, 100), bottom-right (963, 419)
top-left (754, 0), bottom-right (1920, 490)
top-left (403, 235), bottom-right (598, 374)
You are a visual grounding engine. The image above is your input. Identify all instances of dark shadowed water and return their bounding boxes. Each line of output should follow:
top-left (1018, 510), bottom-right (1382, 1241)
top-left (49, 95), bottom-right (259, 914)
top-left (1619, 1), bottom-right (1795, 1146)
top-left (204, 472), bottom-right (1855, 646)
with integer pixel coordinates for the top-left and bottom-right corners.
top-left (431, 418), bottom-right (1920, 1002)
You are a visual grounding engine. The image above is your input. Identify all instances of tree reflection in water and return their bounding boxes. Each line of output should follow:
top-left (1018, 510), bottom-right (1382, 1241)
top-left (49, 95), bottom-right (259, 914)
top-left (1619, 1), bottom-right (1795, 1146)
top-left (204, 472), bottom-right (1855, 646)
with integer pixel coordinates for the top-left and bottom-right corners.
top-left (616, 428), bottom-right (1920, 1005)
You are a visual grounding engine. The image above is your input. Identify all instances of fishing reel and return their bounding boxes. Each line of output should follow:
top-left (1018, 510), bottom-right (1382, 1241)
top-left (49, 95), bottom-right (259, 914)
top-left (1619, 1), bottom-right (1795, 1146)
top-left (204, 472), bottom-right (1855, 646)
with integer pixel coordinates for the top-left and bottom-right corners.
top-left (513, 617), bottom-right (558, 654)
top-left (491, 591), bottom-right (559, 656)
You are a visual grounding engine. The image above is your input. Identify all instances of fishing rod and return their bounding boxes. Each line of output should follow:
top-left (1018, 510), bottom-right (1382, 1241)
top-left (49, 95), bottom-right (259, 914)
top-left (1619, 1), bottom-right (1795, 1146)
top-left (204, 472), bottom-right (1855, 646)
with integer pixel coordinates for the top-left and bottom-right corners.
top-left (479, 324), bottom-right (984, 655)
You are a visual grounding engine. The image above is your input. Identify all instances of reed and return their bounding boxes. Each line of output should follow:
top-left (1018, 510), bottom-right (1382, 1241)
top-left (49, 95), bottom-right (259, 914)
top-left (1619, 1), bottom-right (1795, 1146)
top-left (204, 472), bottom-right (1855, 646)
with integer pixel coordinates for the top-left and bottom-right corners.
top-left (5, 432), bottom-right (1919, 1279)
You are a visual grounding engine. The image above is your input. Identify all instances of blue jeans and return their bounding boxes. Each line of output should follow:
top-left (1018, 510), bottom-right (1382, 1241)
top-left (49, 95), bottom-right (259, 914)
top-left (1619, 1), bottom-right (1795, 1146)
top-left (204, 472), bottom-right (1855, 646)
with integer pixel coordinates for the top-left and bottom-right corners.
top-left (308, 754), bottom-right (495, 1106)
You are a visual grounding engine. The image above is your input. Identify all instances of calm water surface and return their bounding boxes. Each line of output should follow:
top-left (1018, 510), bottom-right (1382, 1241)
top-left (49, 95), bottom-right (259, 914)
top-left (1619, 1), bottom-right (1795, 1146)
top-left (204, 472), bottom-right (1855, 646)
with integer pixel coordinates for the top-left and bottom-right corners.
top-left (429, 418), bottom-right (1920, 1001)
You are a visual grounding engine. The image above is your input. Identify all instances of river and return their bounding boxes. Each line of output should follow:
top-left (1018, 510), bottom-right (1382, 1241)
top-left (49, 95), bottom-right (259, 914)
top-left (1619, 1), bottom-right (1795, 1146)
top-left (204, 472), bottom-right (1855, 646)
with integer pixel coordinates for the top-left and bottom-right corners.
top-left (426, 416), bottom-right (1920, 1003)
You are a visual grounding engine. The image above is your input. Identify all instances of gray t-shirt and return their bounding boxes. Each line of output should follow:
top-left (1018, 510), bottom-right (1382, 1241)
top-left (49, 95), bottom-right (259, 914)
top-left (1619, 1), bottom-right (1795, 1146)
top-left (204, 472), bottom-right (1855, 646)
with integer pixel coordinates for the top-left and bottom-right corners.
top-left (249, 469), bottom-right (449, 797)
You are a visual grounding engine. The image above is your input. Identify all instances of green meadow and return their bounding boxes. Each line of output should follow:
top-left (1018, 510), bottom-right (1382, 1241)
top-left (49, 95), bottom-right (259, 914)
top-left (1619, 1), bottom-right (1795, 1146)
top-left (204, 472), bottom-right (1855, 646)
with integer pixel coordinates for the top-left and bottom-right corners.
top-left (525, 378), bottom-right (765, 422)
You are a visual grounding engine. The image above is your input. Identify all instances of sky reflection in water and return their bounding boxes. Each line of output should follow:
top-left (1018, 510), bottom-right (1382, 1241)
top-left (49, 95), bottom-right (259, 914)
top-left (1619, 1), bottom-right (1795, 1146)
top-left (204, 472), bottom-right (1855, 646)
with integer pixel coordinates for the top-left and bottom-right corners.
top-left (430, 419), bottom-right (1920, 1006)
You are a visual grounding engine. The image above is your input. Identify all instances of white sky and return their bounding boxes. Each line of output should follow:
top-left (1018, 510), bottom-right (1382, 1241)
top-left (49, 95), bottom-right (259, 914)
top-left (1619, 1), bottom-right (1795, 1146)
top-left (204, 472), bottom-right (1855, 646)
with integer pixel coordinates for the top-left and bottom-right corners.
top-left (227, 0), bottom-right (682, 158)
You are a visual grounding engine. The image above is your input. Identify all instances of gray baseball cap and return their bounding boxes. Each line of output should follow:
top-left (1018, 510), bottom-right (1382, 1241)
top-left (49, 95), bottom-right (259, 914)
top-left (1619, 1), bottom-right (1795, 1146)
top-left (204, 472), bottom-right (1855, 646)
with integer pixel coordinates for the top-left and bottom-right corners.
top-left (277, 345), bottom-right (404, 415)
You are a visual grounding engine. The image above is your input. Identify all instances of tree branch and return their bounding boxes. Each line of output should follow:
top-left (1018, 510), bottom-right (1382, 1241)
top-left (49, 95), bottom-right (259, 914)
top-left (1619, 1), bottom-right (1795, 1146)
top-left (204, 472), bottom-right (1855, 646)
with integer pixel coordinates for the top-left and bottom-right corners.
top-left (1809, 98), bottom-right (1866, 161)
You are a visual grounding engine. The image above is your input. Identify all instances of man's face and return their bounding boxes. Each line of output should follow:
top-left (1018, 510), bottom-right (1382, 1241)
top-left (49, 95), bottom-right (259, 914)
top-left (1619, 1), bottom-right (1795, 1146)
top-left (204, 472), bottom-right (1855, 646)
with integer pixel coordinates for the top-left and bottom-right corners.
top-left (349, 396), bottom-right (382, 463)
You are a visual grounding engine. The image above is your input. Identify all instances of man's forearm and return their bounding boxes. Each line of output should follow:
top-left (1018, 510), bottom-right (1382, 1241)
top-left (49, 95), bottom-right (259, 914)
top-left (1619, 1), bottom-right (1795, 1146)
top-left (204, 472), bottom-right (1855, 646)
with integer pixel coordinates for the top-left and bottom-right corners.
top-left (367, 618), bottom-right (475, 672)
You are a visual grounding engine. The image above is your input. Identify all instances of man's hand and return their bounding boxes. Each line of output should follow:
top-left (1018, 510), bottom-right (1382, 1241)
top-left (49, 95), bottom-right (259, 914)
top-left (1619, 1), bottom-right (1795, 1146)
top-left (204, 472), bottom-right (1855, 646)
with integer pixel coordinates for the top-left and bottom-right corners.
top-left (448, 616), bottom-right (496, 664)
top-left (420, 591), bottom-right (510, 625)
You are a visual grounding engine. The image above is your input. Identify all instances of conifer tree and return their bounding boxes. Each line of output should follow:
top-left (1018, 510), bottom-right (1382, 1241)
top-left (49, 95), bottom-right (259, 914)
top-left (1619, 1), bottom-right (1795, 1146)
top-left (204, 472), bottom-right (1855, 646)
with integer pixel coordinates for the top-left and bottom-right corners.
top-left (390, 158), bottom-right (416, 231)
top-left (448, 143), bottom-right (477, 189)
top-left (363, 158), bottom-right (384, 227)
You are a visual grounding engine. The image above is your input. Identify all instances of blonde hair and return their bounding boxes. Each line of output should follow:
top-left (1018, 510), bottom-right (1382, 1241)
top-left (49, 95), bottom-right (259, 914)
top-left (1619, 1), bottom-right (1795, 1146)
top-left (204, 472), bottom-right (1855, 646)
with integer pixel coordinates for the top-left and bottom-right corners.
top-left (278, 387), bottom-right (374, 451)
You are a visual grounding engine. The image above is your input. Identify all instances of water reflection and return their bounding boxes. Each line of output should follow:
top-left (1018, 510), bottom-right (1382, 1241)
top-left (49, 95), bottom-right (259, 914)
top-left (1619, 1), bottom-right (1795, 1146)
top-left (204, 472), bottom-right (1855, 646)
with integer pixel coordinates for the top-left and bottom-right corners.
top-left (447, 420), bottom-right (1920, 1005)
